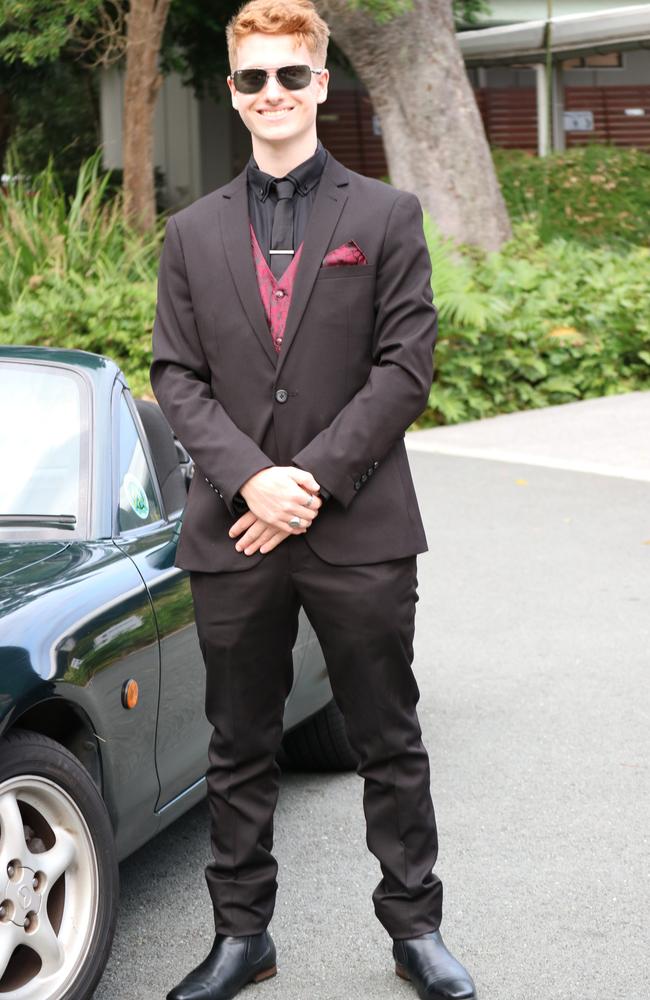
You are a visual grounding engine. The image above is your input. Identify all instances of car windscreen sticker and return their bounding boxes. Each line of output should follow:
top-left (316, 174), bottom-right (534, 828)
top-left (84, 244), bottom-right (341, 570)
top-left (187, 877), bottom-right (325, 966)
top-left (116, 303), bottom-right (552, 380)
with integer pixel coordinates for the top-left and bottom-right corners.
top-left (124, 473), bottom-right (150, 519)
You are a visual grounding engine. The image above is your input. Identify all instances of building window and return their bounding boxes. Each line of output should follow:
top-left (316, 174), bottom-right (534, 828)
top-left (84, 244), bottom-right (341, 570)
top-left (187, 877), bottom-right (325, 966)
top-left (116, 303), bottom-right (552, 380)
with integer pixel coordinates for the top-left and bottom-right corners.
top-left (562, 52), bottom-right (623, 69)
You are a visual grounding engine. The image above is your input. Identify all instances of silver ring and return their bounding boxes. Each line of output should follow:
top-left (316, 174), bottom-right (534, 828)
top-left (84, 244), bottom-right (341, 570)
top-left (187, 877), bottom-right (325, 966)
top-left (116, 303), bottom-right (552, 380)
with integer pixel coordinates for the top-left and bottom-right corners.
top-left (304, 495), bottom-right (314, 507)
top-left (288, 516), bottom-right (301, 528)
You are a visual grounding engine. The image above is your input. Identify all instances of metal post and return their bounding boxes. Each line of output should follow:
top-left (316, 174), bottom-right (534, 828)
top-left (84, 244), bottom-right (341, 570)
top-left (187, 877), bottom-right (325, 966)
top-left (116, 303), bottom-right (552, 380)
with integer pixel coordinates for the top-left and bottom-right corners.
top-left (536, 63), bottom-right (550, 156)
top-left (546, 0), bottom-right (554, 151)
top-left (552, 61), bottom-right (566, 152)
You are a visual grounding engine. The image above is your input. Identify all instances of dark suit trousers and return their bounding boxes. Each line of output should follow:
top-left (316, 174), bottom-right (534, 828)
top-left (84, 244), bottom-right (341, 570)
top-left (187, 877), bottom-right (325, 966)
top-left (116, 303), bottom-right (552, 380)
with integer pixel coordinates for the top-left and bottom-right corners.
top-left (188, 533), bottom-right (443, 940)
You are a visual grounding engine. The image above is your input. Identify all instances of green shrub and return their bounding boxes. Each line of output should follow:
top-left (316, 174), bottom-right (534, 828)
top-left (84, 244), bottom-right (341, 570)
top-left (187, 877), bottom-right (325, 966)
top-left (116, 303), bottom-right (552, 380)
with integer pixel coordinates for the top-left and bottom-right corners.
top-left (0, 149), bottom-right (162, 393)
top-left (0, 270), bottom-right (157, 397)
top-left (421, 217), bottom-right (650, 427)
top-left (493, 144), bottom-right (650, 249)
top-left (2, 61), bottom-right (101, 198)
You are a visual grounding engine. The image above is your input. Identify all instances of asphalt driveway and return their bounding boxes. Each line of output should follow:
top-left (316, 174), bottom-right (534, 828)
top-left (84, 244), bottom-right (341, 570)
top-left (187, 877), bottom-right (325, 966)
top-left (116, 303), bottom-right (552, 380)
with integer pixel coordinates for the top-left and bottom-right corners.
top-left (94, 392), bottom-right (649, 1000)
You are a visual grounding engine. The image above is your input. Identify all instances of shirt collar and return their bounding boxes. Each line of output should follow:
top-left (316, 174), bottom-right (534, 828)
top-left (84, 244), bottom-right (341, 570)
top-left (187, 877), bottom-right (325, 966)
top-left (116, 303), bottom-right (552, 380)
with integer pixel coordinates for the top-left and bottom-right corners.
top-left (247, 139), bottom-right (328, 202)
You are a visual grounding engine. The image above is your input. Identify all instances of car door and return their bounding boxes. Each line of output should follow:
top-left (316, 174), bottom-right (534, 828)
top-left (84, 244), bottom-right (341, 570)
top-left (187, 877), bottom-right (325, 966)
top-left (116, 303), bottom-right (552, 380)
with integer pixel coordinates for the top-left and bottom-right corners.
top-left (110, 382), bottom-right (210, 810)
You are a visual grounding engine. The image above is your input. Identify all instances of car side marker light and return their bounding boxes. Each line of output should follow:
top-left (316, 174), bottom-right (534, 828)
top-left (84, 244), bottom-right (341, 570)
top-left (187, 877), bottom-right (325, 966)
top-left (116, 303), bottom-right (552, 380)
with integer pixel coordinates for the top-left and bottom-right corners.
top-left (121, 679), bottom-right (139, 709)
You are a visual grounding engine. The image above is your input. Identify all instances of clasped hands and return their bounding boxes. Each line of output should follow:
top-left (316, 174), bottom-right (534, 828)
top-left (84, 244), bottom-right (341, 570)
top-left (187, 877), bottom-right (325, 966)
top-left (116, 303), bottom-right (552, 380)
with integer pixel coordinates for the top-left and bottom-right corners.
top-left (228, 466), bottom-right (323, 556)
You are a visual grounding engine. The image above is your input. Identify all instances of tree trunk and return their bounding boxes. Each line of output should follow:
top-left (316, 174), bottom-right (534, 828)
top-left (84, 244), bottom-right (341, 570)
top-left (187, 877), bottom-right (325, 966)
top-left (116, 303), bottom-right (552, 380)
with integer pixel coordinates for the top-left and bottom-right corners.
top-left (122, 0), bottom-right (171, 232)
top-left (317, 0), bottom-right (511, 250)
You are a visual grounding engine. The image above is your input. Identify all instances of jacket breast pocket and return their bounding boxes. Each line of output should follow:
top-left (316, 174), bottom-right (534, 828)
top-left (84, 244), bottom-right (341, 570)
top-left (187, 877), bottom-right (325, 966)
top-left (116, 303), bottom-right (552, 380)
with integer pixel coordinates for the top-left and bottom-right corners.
top-left (316, 264), bottom-right (376, 280)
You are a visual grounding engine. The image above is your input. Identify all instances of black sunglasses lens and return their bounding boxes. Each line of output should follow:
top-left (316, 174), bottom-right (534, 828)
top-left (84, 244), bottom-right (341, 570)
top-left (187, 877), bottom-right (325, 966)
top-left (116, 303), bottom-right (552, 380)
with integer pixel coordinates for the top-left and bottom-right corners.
top-left (276, 65), bottom-right (312, 90)
top-left (233, 65), bottom-right (313, 93)
top-left (234, 69), bottom-right (267, 93)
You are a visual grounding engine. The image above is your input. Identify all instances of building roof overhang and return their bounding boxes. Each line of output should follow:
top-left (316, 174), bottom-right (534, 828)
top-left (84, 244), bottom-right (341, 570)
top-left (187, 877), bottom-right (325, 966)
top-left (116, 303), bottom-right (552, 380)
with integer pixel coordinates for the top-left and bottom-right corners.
top-left (459, 3), bottom-right (650, 66)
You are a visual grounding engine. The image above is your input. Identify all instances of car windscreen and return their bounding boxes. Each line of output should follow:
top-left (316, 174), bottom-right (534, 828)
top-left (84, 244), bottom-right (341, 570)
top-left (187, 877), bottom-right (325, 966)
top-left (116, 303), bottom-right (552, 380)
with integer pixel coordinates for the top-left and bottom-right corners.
top-left (0, 362), bottom-right (85, 527)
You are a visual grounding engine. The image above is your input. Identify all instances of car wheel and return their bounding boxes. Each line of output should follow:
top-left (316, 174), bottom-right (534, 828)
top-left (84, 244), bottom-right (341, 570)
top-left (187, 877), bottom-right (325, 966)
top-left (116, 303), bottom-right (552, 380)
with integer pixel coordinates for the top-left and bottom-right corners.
top-left (0, 728), bottom-right (119, 999)
top-left (280, 698), bottom-right (359, 771)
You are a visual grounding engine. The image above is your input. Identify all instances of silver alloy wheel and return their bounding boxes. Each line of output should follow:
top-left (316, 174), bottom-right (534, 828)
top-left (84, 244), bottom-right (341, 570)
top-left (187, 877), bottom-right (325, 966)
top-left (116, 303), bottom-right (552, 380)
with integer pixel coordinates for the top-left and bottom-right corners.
top-left (0, 775), bottom-right (99, 999)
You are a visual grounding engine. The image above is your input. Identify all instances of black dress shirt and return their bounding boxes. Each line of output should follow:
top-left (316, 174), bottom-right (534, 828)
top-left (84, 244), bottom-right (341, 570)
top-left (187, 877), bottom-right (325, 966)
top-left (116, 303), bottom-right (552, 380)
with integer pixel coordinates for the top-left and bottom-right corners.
top-left (232, 139), bottom-right (331, 515)
top-left (246, 138), bottom-right (328, 271)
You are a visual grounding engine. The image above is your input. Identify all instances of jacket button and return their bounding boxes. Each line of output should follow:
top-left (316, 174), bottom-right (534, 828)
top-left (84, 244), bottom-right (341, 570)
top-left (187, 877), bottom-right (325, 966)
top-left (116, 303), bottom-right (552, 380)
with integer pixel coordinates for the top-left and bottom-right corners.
top-left (275, 388), bottom-right (288, 403)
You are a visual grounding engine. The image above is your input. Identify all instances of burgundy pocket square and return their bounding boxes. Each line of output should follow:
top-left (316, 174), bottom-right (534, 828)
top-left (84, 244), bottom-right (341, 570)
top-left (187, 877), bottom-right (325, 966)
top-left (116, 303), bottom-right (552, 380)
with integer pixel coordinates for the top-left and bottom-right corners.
top-left (321, 240), bottom-right (368, 267)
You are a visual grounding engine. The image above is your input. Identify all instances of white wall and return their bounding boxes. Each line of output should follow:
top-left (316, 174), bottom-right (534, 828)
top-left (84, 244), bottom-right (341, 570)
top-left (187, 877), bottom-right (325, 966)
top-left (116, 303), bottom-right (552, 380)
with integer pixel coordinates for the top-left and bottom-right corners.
top-left (100, 64), bottom-right (205, 208)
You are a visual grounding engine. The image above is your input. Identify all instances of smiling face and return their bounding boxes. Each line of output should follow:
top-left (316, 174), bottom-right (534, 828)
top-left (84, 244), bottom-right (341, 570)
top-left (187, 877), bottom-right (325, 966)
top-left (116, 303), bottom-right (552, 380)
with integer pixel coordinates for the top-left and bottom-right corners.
top-left (227, 32), bottom-right (329, 173)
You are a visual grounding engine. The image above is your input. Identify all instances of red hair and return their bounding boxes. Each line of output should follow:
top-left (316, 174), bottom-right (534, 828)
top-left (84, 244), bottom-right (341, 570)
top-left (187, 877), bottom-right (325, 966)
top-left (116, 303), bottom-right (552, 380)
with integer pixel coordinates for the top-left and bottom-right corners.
top-left (226, 0), bottom-right (330, 70)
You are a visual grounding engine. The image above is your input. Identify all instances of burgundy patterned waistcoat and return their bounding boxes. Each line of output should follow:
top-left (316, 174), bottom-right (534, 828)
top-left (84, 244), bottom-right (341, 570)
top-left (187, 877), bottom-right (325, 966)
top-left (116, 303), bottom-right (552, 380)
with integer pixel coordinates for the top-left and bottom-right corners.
top-left (249, 221), bottom-right (305, 355)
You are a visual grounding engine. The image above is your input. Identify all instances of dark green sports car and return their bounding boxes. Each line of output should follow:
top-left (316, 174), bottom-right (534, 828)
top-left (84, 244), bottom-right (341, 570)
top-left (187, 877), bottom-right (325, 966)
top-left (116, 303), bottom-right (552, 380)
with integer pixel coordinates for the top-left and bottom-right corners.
top-left (0, 346), bottom-right (355, 1000)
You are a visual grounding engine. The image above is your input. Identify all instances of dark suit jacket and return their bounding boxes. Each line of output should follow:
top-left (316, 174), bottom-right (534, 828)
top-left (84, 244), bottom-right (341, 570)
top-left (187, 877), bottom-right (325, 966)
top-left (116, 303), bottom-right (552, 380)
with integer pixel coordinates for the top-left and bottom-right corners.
top-left (149, 149), bottom-right (438, 573)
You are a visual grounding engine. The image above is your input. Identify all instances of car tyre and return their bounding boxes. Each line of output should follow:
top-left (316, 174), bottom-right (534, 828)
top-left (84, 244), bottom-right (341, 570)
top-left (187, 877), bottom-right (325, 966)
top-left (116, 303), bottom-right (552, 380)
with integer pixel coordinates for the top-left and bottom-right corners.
top-left (279, 698), bottom-right (359, 771)
top-left (0, 728), bottom-right (119, 1000)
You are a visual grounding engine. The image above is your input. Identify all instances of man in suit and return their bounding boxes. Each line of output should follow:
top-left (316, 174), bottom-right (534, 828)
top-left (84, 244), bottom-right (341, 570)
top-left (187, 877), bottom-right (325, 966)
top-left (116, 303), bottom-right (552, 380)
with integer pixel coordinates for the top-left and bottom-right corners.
top-left (150, 2), bottom-right (477, 998)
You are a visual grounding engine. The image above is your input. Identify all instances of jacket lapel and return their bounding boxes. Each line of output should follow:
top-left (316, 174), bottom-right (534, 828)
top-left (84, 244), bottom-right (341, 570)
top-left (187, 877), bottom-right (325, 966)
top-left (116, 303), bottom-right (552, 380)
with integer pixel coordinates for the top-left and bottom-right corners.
top-left (219, 167), bottom-right (278, 369)
top-left (218, 151), bottom-right (350, 374)
top-left (274, 153), bottom-right (348, 378)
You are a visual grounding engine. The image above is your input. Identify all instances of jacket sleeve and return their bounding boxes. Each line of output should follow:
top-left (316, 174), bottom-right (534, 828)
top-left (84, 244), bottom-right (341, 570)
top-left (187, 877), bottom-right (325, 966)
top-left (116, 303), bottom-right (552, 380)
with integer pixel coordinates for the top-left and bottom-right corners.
top-left (149, 215), bottom-right (273, 517)
top-left (291, 192), bottom-right (437, 508)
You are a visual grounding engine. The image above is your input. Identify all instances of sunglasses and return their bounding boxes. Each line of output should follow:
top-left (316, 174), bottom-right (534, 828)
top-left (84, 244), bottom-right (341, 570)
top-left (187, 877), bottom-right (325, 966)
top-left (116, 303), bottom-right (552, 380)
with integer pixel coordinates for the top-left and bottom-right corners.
top-left (231, 64), bottom-right (324, 95)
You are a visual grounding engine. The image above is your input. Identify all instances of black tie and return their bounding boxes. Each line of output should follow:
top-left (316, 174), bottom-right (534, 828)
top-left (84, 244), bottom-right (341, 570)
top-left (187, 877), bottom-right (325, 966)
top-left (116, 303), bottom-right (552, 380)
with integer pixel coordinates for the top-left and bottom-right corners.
top-left (270, 177), bottom-right (296, 280)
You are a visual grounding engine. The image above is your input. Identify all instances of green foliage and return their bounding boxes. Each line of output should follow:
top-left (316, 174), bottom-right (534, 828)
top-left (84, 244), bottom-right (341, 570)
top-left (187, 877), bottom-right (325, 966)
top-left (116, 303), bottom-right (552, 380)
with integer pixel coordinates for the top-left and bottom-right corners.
top-left (0, 1), bottom-right (105, 188)
top-left (0, 150), bottom-right (163, 396)
top-left (2, 271), bottom-right (158, 397)
top-left (1, 59), bottom-right (101, 194)
top-left (0, 0), bottom-right (102, 65)
top-left (453, 0), bottom-right (493, 28)
top-left (346, 0), bottom-right (491, 25)
top-left (420, 215), bottom-right (650, 427)
top-left (493, 144), bottom-right (650, 250)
